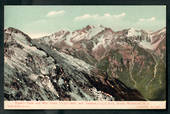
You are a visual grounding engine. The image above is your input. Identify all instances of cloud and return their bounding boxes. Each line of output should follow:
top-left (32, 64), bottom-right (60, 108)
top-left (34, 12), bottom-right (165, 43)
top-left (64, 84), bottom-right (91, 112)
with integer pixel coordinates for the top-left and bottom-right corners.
top-left (74, 14), bottom-right (99, 21)
top-left (46, 10), bottom-right (65, 17)
top-left (74, 13), bottom-right (126, 21)
top-left (113, 13), bottom-right (126, 18)
top-left (139, 17), bottom-right (156, 22)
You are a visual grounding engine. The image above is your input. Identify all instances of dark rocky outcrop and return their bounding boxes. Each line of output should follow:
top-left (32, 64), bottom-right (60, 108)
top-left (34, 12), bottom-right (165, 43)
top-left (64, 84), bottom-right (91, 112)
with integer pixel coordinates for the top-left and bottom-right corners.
top-left (4, 26), bottom-right (166, 101)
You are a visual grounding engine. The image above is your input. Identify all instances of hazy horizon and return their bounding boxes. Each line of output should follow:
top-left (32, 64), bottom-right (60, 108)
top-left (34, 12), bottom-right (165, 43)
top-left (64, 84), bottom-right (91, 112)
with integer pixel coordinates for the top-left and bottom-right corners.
top-left (5, 5), bottom-right (166, 38)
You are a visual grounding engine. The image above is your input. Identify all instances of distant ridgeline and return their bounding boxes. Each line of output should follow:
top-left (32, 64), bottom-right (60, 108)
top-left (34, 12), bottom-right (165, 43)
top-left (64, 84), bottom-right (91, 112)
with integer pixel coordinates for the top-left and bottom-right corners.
top-left (4, 25), bottom-right (166, 101)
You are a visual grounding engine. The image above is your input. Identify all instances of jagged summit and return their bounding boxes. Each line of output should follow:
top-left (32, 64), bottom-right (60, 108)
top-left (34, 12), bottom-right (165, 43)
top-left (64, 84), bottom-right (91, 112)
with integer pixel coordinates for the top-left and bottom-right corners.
top-left (4, 27), bottom-right (32, 44)
top-left (4, 25), bottom-right (166, 101)
top-left (5, 27), bottom-right (29, 36)
top-left (126, 28), bottom-right (140, 37)
top-left (4, 26), bottom-right (152, 101)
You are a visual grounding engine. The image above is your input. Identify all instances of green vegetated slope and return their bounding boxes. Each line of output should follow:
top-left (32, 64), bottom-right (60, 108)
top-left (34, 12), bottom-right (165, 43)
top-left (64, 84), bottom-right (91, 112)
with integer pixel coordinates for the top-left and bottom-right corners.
top-left (33, 26), bottom-right (166, 101)
top-left (96, 43), bottom-right (166, 100)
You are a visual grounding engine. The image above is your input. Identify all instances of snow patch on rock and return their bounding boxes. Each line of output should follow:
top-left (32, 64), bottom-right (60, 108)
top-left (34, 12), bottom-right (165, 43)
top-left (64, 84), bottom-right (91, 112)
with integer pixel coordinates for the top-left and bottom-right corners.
top-left (56, 51), bottom-right (94, 73)
top-left (139, 41), bottom-right (153, 50)
top-left (127, 28), bottom-right (141, 37)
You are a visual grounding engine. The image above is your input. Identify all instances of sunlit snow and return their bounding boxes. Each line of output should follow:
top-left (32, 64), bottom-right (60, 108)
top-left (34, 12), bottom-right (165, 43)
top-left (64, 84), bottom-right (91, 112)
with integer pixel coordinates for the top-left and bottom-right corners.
top-left (127, 28), bottom-right (141, 37)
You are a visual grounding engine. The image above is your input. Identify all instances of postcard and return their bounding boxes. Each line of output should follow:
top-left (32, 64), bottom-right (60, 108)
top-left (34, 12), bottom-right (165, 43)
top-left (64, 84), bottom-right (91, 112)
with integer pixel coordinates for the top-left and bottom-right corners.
top-left (4, 5), bottom-right (166, 109)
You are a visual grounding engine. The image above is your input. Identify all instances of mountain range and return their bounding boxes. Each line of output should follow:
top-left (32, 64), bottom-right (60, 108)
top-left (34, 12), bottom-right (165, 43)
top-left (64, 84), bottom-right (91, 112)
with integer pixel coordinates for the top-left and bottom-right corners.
top-left (4, 25), bottom-right (166, 101)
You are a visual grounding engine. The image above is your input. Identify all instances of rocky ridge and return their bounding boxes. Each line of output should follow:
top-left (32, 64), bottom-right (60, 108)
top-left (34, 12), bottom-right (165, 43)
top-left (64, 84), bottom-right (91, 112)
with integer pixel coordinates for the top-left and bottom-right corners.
top-left (4, 26), bottom-right (166, 101)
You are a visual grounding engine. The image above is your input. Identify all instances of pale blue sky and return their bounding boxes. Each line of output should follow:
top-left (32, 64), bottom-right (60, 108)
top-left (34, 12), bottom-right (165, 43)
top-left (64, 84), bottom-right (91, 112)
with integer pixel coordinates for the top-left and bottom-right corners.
top-left (4, 5), bottom-right (166, 38)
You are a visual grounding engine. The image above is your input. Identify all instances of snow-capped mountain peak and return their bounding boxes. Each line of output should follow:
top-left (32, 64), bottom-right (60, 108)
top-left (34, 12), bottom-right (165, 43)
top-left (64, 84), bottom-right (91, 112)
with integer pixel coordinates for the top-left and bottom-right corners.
top-left (4, 26), bottom-right (166, 101)
top-left (126, 28), bottom-right (141, 37)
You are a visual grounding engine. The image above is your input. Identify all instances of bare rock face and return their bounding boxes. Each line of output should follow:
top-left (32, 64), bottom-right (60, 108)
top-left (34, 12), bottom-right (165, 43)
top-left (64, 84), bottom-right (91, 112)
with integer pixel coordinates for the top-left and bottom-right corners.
top-left (3, 27), bottom-right (119, 101)
top-left (4, 26), bottom-right (166, 101)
